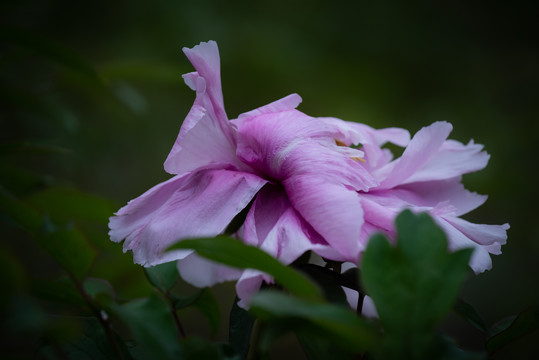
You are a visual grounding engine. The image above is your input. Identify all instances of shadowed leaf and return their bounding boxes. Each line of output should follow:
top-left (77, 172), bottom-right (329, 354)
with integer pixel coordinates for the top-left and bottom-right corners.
top-left (107, 294), bottom-right (182, 360)
top-left (486, 305), bottom-right (539, 355)
top-left (229, 297), bottom-right (255, 359)
top-left (454, 299), bottom-right (489, 335)
top-left (249, 290), bottom-right (375, 353)
top-left (362, 210), bottom-right (473, 359)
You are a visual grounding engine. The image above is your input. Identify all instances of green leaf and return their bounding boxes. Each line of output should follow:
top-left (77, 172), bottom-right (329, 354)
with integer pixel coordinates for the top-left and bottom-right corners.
top-left (453, 299), bottom-right (489, 335)
top-left (171, 289), bottom-right (206, 309)
top-left (486, 305), bottom-right (539, 355)
top-left (83, 278), bottom-right (116, 300)
top-left (229, 297), bottom-right (255, 359)
top-left (168, 236), bottom-right (322, 301)
top-left (107, 294), bottom-right (182, 360)
top-left (361, 210), bottom-right (473, 359)
top-left (428, 335), bottom-right (486, 360)
top-left (489, 316), bottom-right (516, 336)
top-left (249, 290), bottom-right (375, 353)
top-left (144, 262), bottom-right (180, 293)
top-left (362, 211), bottom-right (472, 332)
top-left (295, 264), bottom-right (350, 305)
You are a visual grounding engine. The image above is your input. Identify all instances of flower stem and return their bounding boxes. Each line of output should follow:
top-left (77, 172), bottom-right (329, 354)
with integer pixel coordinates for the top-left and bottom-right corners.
top-left (169, 300), bottom-right (187, 339)
top-left (247, 319), bottom-right (262, 360)
top-left (356, 293), bottom-right (364, 315)
top-left (70, 275), bottom-right (124, 360)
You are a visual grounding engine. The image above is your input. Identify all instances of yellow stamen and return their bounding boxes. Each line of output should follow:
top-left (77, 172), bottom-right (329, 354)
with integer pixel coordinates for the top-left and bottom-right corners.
top-left (335, 139), bottom-right (366, 162)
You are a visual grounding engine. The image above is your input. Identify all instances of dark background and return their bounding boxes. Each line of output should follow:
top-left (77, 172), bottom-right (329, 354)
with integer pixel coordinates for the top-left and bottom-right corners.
top-left (1, 0), bottom-right (538, 357)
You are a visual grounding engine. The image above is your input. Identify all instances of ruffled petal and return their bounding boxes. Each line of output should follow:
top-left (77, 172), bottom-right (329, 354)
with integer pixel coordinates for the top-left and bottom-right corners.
top-left (358, 185), bottom-right (508, 274)
top-left (376, 121), bottom-right (453, 189)
top-left (317, 117), bottom-right (410, 148)
top-left (443, 216), bottom-right (509, 251)
top-left (434, 215), bottom-right (509, 273)
top-left (394, 178), bottom-right (488, 216)
top-left (242, 185), bottom-right (339, 264)
top-left (281, 140), bottom-right (376, 192)
top-left (165, 41), bottom-right (241, 174)
top-left (283, 175), bottom-right (364, 261)
top-left (164, 105), bottom-right (243, 174)
top-left (401, 140), bottom-right (490, 185)
top-left (234, 108), bottom-right (335, 179)
top-left (359, 194), bottom-right (402, 240)
top-left (182, 40), bottom-right (227, 124)
top-left (236, 269), bottom-right (271, 309)
top-left (317, 117), bottom-right (410, 170)
top-left (233, 104), bottom-right (377, 190)
top-left (234, 94), bottom-right (302, 124)
top-left (108, 169), bottom-right (267, 266)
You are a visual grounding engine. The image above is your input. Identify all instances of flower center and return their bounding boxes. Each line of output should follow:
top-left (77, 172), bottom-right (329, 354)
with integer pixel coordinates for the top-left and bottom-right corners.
top-left (335, 139), bottom-right (366, 163)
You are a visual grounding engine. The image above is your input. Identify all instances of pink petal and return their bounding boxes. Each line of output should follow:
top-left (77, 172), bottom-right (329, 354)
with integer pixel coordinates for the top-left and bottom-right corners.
top-left (164, 105), bottom-right (245, 174)
top-left (242, 185), bottom-right (339, 264)
top-left (108, 169), bottom-right (266, 266)
top-left (376, 121), bottom-right (453, 189)
top-left (177, 253), bottom-right (243, 287)
top-left (165, 41), bottom-right (241, 174)
top-left (236, 269), bottom-right (271, 309)
top-left (443, 216), bottom-right (509, 250)
top-left (395, 178), bottom-right (488, 216)
top-left (234, 109), bottom-right (335, 179)
top-left (434, 215), bottom-right (509, 273)
top-left (360, 194), bottom-right (402, 237)
top-left (401, 140), bottom-right (490, 185)
top-left (234, 106), bottom-right (377, 190)
top-left (318, 117), bottom-right (410, 148)
top-left (234, 94), bottom-right (302, 123)
top-left (283, 175), bottom-right (364, 261)
top-left (317, 117), bottom-right (410, 170)
top-left (182, 41), bottom-right (227, 124)
top-left (281, 139), bottom-right (377, 192)
top-left (362, 295), bottom-right (379, 319)
top-left (343, 283), bottom-right (380, 319)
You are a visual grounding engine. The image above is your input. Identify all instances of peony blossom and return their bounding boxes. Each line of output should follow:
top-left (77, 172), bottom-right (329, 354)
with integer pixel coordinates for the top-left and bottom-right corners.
top-left (109, 41), bottom-right (508, 307)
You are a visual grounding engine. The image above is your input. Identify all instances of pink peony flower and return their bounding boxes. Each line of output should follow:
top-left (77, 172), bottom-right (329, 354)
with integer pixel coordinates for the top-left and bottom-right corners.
top-left (109, 41), bottom-right (508, 306)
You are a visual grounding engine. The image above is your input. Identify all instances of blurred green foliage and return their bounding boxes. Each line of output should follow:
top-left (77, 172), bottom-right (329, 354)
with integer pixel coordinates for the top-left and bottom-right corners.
top-left (362, 211), bottom-right (474, 359)
top-left (1, 0), bottom-right (538, 358)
